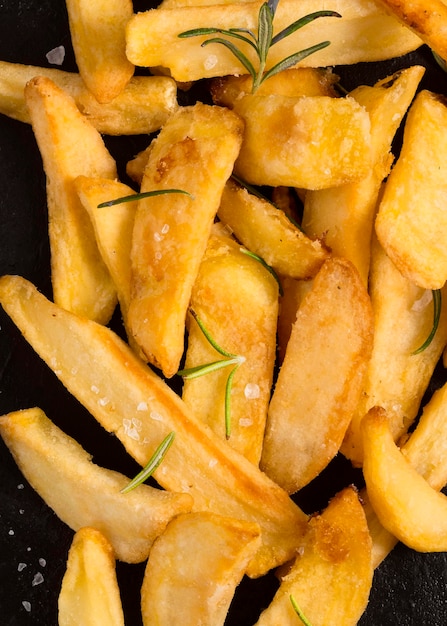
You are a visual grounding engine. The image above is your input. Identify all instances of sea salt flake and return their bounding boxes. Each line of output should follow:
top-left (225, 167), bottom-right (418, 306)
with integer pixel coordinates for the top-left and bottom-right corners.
top-left (244, 383), bottom-right (260, 399)
top-left (18, 563), bottom-right (27, 572)
top-left (17, 483), bottom-right (24, 489)
top-left (32, 572), bottom-right (44, 587)
top-left (39, 558), bottom-right (47, 568)
top-left (123, 418), bottom-right (141, 441)
top-left (239, 418), bottom-right (253, 427)
top-left (137, 401), bottom-right (148, 412)
top-left (150, 410), bottom-right (163, 422)
top-left (46, 45), bottom-right (65, 65)
top-left (22, 601), bottom-right (31, 612)
top-left (9, 529), bottom-right (15, 536)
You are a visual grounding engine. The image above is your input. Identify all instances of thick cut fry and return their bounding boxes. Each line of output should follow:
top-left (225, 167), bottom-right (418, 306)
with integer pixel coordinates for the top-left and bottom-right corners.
top-left (255, 487), bottom-right (373, 626)
top-left (377, 0), bottom-right (447, 62)
top-left (58, 528), bottom-right (124, 626)
top-left (276, 277), bottom-right (313, 364)
top-left (65, 0), bottom-right (134, 103)
top-left (128, 103), bottom-right (244, 377)
top-left (341, 235), bottom-right (447, 466)
top-left (182, 234), bottom-right (279, 465)
top-left (0, 275), bottom-right (308, 578)
top-left (24, 76), bottom-right (117, 323)
top-left (0, 60), bottom-right (178, 135)
top-left (217, 180), bottom-right (329, 280)
top-left (302, 65), bottom-right (425, 284)
top-left (233, 94), bottom-right (372, 190)
top-left (362, 406), bottom-right (447, 552)
top-left (125, 0), bottom-right (422, 82)
top-left (141, 512), bottom-right (261, 626)
top-left (261, 257), bottom-right (374, 494)
top-left (375, 90), bottom-right (447, 289)
top-left (0, 408), bottom-right (193, 563)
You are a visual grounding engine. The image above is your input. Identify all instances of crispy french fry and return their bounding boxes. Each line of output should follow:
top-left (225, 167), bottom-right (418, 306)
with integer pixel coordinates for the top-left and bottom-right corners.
top-left (0, 408), bottom-right (193, 563)
top-left (125, 0), bottom-right (422, 83)
top-left (302, 65), bottom-right (425, 284)
top-left (261, 257), bottom-right (374, 493)
top-left (182, 234), bottom-right (279, 465)
top-left (128, 103), bottom-right (244, 377)
top-left (362, 406), bottom-right (447, 552)
top-left (217, 179), bottom-right (329, 280)
top-left (58, 528), bottom-right (124, 626)
top-left (255, 487), bottom-right (373, 626)
top-left (25, 76), bottom-right (118, 323)
top-left (375, 90), bottom-right (447, 289)
top-left (341, 235), bottom-right (447, 466)
top-left (65, 0), bottom-right (134, 103)
top-left (141, 512), bottom-right (261, 626)
top-left (233, 93), bottom-right (372, 190)
top-left (276, 277), bottom-right (313, 364)
top-left (0, 275), bottom-right (308, 578)
top-left (0, 60), bottom-right (178, 135)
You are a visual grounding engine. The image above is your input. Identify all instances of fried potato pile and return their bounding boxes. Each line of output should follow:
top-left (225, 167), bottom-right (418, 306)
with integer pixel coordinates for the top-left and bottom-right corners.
top-left (2, 0), bottom-right (447, 623)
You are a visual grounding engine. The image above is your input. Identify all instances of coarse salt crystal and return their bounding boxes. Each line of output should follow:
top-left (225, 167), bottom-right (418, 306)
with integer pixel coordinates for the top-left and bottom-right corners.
top-left (32, 572), bottom-right (44, 587)
top-left (18, 563), bottom-right (27, 572)
top-left (244, 383), bottom-right (260, 399)
top-left (46, 45), bottom-right (65, 65)
top-left (22, 601), bottom-right (31, 612)
top-left (39, 558), bottom-right (46, 568)
top-left (137, 401), bottom-right (148, 412)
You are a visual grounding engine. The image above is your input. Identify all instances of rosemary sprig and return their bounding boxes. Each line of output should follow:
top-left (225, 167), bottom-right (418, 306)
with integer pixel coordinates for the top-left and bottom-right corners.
top-left (240, 247), bottom-right (283, 296)
top-left (290, 595), bottom-right (313, 626)
top-left (97, 189), bottom-right (193, 208)
top-left (120, 432), bottom-right (175, 493)
top-left (412, 289), bottom-right (442, 355)
top-left (178, 309), bottom-right (245, 439)
top-left (178, 1), bottom-right (341, 93)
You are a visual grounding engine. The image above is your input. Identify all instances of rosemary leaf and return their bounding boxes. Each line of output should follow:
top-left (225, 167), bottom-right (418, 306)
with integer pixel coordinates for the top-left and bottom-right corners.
top-left (240, 248), bottom-right (283, 296)
top-left (412, 289), bottom-right (442, 355)
top-left (120, 432), bottom-right (175, 493)
top-left (290, 595), bottom-right (313, 626)
top-left (97, 189), bottom-right (193, 208)
top-left (271, 10), bottom-right (341, 46)
top-left (201, 37), bottom-right (257, 79)
top-left (262, 41), bottom-right (330, 83)
top-left (178, 356), bottom-right (242, 379)
top-left (189, 309), bottom-right (237, 359)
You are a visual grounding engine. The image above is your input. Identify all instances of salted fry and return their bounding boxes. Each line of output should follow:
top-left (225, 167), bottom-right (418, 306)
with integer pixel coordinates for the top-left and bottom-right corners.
top-left (376, 90), bottom-right (447, 289)
top-left (182, 234), bottom-right (279, 465)
top-left (58, 528), bottom-right (124, 626)
top-left (141, 512), bottom-right (261, 626)
top-left (125, 0), bottom-right (422, 83)
top-left (65, 0), bottom-right (134, 103)
top-left (0, 275), bottom-right (308, 577)
top-left (24, 76), bottom-right (118, 323)
top-left (362, 406), bottom-right (447, 552)
top-left (217, 179), bottom-right (329, 280)
top-left (261, 257), bottom-right (374, 493)
top-left (0, 408), bottom-right (193, 563)
top-left (255, 487), bottom-right (373, 626)
top-left (128, 103), bottom-right (244, 377)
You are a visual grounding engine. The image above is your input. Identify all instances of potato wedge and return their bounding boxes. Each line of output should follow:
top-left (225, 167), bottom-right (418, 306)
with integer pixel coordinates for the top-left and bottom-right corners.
top-left (25, 76), bottom-right (118, 323)
top-left (362, 406), bottom-right (447, 552)
top-left (0, 60), bottom-right (178, 135)
top-left (141, 512), bottom-right (261, 626)
top-left (128, 103), bottom-right (244, 377)
top-left (375, 90), bottom-right (447, 289)
top-left (261, 257), bottom-right (374, 493)
top-left (182, 234), bottom-right (279, 465)
top-left (0, 275), bottom-right (308, 577)
top-left (217, 179), bottom-right (329, 280)
top-left (58, 528), bottom-right (124, 626)
top-left (125, 0), bottom-right (422, 83)
top-left (0, 408), bottom-right (193, 563)
top-left (232, 94), bottom-right (372, 190)
top-left (276, 277), bottom-right (313, 364)
top-left (255, 487), bottom-right (373, 626)
top-left (66, 0), bottom-right (134, 103)
top-left (302, 65), bottom-right (425, 284)
top-left (341, 235), bottom-right (447, 466)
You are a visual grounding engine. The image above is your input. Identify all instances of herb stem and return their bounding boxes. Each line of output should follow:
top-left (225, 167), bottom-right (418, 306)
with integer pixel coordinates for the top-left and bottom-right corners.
top-left (412, 289), bottom-right (442, 355)
top-left (120, 432), bottom-right (175, 493)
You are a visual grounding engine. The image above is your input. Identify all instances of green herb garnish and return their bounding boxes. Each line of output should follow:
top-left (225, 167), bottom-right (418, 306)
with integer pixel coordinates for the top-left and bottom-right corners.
top-left (178, 309), bottom-right (245, 439)
top-left (240, 247), bottom-right (283, 296)
top-left (120, 432), bottom-right (175, 493)
top-left (97, 189), bottom-right (193, 208)
top-left (290, 595), bottom-right (313, 626)
top-left (412, 289), bottom-right (442, 355)
top-left (178, 1), bottom-right (341, 93)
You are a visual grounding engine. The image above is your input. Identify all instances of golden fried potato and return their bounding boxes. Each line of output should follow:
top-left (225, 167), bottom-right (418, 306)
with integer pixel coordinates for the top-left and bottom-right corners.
top-left (255, 487), bottom-right (373, 626)
top-left (141, 512), bottom-right (261, 626)
top-left (0, 275), bottom-right (308, 578)
top-left (302, 65), bottom-right (425, 284)
top-left (0, 60), bottom-right (178, 135)
top-left (66, 0), bottom-right (134, 103)
top-left (58, 528), bottom-right (124, 626)
top-left (0, 408), bottom-right (193, 563)
top-left (362, 406), bottom-right (447, 552)
top-left (341, 235), bottom-right (447, 466)
top-left (125, 0), bottom-right (422, 82)
top-left (128, 103), bottom-right (244, 377)
top-left (276, 277), bottom-right (313, 364)
top-left (182, 234), bottom-right (279, 465)
top-left (25, 76), bottom-right (118, 323)
top-left (218, 179), bottom-right (329, 280)
top-left (261, 257), bottom-right (374, 493)
top-left (375, 90), bottom-right (447, 289)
